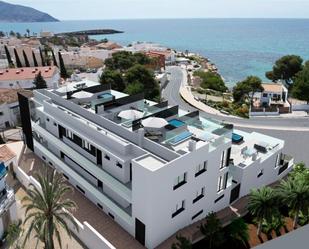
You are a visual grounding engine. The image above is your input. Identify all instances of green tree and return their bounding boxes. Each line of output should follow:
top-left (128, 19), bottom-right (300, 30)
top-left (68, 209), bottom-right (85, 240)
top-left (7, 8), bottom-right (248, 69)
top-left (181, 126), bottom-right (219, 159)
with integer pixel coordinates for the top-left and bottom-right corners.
top-left (100, 69), bottom-right (126, 91)
top-left (4, 45), bottom-right (14, 67)
top-left (277, 176), bottom-right (309, 229)
top-left (58, 51), bottom-right (68, 79)
top-left (105, 51), bottom-right (151, 71)
top-left (0, 134), bottom-right (5, 144)
top-left (40, 47), bottom-right (46, 66)
top-left (32, 51), bottom-right (38, 67)
top-left (227, 218), bottom-right (249, 246)
top-left (51, 50), bottom-right (58, 67)
top-left (289, 162), bottom-right (309, 182)
top-left (193, 71), bottom-right (227, 92)
top-left (6, 220), bottom-right (22, 248)
top-left (26, 28), bottom-right (30, 37)
top-left (125, 81), bottom-right (144, 96)
top-left (248, 187), bottom-right (278, 236)
top-left (22, 170), bottom-right (79, 249)
top-left (171, 234), bottom-right (192, 249)
top-left (16, 32), bottom-right (22, 39)
top-left (33, 71), bottom-right (47, 89)
top-left (266, 55), bottom-right (303, 85)
top-left (105, 51), bottom-right (135, 71)
top-left (9, 30), bottom-right (16, 37)
top-left (233, 76), bottom-right (263, 104)
top-left (292, 61), bottom-right (309, 103)
top-left (14, 48), bottom-right (22, 68)
top-left (0, 31), bottom-right (5, 37)
top-left (125, 64), bottom-right (159, 100)
top-left (200, 212), bottom-right (225, 249)
top-left (23, 50), bottom-right (30, 67)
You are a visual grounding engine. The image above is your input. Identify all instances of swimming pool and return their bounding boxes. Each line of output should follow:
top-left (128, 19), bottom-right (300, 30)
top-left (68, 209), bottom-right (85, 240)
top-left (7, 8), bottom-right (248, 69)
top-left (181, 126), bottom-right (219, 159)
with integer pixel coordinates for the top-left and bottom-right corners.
top-left (168, 119), bottom-right (185, 128)
top-left (98, 93), bottom-right (113, 99)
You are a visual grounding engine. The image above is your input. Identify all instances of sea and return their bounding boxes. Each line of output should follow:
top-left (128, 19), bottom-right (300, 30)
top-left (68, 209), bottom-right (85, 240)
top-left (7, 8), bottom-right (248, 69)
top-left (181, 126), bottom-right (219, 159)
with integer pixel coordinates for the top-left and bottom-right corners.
top-left (1, 18), bottom-right (309, 87)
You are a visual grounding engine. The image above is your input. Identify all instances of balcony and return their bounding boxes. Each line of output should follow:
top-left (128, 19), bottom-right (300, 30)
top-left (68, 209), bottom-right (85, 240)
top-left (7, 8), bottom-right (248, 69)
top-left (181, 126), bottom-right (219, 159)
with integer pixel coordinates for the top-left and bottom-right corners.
top-left (33, 139), bottom-right (133, 225)
top-left (32, 122), bottom-right (132, 202)
top-left (278, 154), bottom-right (294, 175)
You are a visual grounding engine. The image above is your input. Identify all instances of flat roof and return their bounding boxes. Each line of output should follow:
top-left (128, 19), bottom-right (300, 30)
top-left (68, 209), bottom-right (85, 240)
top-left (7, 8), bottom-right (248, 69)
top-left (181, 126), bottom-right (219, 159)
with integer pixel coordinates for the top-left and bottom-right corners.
top-left (135, 155), bottom-right (167, 171)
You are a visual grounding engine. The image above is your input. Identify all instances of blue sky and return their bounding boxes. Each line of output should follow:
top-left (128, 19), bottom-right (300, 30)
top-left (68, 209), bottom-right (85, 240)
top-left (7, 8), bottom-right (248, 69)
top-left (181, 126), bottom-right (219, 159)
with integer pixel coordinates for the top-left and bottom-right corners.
top-left (6, 0), bottom-right (309, 20)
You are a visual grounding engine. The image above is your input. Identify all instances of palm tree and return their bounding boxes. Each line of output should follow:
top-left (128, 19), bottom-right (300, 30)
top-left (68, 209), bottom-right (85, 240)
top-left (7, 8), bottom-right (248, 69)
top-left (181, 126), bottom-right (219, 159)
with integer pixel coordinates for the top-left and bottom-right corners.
top-left (171, 234), bottom-right (192, 249)
top-left (248, 187), bottom-right (278, 236)
top-left (200, 212), bottom-right (225, 249)
top-left (227, 218), bottom-right (249, 247)
top-left (22, 170), bottom-right (79, 249)
top-left (277, 176), bottom-right (309, 229)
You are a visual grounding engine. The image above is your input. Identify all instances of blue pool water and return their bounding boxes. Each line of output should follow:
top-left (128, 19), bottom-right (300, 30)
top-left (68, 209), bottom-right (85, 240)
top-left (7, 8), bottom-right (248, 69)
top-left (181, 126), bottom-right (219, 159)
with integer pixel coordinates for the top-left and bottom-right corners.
top-left (2, 19), bottom-right (309, 86)
top-left (98, 93), bottom-right (113, 99)
top-left (169, 131), bottom-right (193, 145)
top-left (169, 119), bottom-right (185, 128)
top-left (232, 133), bottom-right (244, 143)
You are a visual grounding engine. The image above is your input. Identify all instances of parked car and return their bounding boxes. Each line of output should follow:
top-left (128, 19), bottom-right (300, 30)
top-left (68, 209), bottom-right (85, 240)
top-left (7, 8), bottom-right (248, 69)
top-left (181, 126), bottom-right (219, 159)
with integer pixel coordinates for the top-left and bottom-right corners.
top-left (92, 68), bottom-right (98, 73)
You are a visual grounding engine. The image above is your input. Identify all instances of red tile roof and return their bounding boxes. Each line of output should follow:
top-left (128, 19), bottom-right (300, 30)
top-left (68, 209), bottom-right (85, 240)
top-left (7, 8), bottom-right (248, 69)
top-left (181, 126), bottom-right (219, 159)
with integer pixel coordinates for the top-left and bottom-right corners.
top-left (0, 89), bottom-right (33, 104)
top-left (0, 145), bottom-right (16, 163)
top-left (0, 66), bottom-right (57, 81)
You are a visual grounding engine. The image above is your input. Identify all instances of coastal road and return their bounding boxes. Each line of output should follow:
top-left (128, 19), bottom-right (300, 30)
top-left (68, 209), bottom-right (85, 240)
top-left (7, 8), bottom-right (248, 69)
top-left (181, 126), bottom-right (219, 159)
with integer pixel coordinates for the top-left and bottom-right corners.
top-left (162, 66), bottom-right (309, 164)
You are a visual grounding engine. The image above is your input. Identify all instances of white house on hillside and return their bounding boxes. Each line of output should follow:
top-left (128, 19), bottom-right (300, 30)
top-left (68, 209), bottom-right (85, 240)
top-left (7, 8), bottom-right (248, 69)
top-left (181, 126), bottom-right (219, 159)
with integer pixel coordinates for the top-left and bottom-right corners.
top-left (0, 66), bottom-right (60, 89)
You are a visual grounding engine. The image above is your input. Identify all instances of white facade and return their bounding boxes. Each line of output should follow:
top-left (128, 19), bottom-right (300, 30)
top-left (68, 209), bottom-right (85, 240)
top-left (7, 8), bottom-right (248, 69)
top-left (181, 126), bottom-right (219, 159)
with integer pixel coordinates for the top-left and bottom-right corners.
top-left (25, 85), bottom-right (293, 249)
top-left (0, 101), bottom-right (20, 128)
top-left (0, 146), bottom-right (19, 239)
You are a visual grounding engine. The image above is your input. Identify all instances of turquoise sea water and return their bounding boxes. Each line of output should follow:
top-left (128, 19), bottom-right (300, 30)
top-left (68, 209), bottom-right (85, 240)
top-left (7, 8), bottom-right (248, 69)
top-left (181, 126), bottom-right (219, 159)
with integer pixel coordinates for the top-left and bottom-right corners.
top-left (1, 19), bottom-right (309, 87)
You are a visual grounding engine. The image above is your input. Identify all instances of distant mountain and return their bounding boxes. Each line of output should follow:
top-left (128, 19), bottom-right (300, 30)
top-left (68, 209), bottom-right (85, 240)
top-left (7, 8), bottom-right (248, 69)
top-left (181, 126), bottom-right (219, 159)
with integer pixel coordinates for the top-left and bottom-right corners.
top-left (0, 1), bottom-right (59, 22)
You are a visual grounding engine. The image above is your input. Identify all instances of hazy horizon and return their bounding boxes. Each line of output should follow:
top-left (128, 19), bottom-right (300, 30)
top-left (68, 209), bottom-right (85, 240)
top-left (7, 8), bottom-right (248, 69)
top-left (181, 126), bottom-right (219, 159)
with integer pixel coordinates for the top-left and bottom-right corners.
top-left (4, 0), bottom-right (309, 20)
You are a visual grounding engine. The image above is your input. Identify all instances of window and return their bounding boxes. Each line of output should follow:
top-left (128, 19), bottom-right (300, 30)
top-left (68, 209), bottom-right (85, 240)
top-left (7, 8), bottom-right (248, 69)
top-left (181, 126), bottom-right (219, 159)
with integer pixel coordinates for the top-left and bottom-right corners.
top-left (217, 175), bottom-right (224, 192)
top-left (48, 162), bottom-right (53, 166)
top-left (275, 153), bottom-right (280, 168)
top-left (42, 156), bottom-right (46, 160)
top-left (220, 150), bottom-right (226, 169)
top-left (172, 200), bottom-right (185, 218)
top-left (53, 122), bottom-right (57, 126)
top-left (214, 194), bottom-right (225, 203)
top-left (195, 161), bottom-right (207, 177)
top-left (104, 154), bottom-right (110, 160)
top-left (173, 172), bottom-right (187, 190)
top-left (116, 162), bottom-right (123, 168)
top-left (63, 174), bottom-right (69, 180)
top-left (83, 140), bottom-right (91, 150)
top-left (76, 185), bottom-right (85, 194)
top-left (108, 213), bottom-right (114, 219)
top-left (193, 187), bottom-right (205, 204)
top-left (263, 93), bottom-right (268, 97)
top-left (97, 203), bottom-right (103, 209)
top-left (257, 169), bottom-right (264, 178)
top-left (0, 112), bottom-right (3, 116)
top-left (67, 130), bottom-right (73, 139)
top-left (46, 118), bottom-right (50, 122)
top-left (192, 210), bottom-right (203, 220)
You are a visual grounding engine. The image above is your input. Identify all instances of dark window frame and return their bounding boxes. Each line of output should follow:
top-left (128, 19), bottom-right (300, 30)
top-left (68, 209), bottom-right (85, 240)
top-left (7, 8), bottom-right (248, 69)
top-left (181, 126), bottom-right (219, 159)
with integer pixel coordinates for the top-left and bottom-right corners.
top-left (214, 194), bottom-right (224, 203)
top-left (172, 201), bottom-right (185, 218)
top-left (192, 210), bottom-right (203, 220)
top-left (193, 187), bottom-right (205, 204)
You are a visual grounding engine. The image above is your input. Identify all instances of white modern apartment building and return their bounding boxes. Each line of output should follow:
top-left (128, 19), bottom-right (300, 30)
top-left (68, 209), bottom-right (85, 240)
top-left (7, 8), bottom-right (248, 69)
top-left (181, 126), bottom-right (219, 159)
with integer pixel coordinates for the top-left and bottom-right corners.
top-left (17, 81), bottom-right (294, 249)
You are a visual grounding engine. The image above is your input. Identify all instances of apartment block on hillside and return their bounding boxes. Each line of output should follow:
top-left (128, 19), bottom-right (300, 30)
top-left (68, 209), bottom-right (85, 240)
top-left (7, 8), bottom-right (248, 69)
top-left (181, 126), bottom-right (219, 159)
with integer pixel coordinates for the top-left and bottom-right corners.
top-left (17, 80), bottom-right (294, 249)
